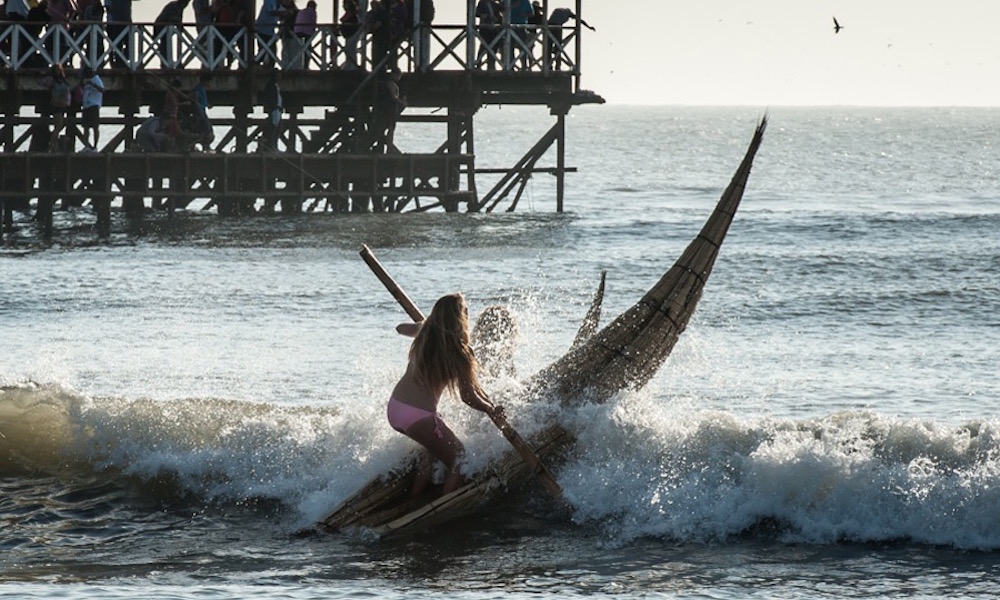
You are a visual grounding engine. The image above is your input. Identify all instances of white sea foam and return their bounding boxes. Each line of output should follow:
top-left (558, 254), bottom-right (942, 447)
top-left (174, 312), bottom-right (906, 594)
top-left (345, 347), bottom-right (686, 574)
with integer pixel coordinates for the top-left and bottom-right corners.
top-left (5, 380), bottom-right (1000, 550)
top-left (561, 388), bottom-right (1000, 549)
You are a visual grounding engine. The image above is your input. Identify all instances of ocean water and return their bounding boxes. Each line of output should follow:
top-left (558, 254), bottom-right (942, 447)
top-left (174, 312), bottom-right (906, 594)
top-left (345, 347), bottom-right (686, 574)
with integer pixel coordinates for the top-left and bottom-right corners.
top-left (3, 105), bottom-right (1000, 598)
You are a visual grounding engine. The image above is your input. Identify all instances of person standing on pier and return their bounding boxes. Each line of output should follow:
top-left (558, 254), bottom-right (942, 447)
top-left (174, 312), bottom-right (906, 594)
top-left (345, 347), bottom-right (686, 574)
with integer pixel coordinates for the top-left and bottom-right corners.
top-left (508, 0), bottom-right (532, 70)
top-left (105, 0), bottom-right (132, 69)
top-left (338, 0), bottom-right (361, 69)
top-left (192, 0), bottom-right (212, 63)
top-left (210, 0), bottom-right (241, 67)
top-left (43, 65), bottom-right (71, 150)
top-left (23, 0), bottom-right (51, 68)
top-left (4, 0), bottom-right (31, 70)
top-left (475, 0), bottom-right (499, 70)
top-left (527, 1), bottom-right (543, 65)
top-left (255, 0), bottom-right (281, 65)
top-left (277, 0), bottom-right (299, 69)
top-left (45, 0), bottom-right (76, 64)
top-left (293, 0), bottom-right (316, 69)
top-left (74, 0), bottom-right (105, 65)
top-left (411, 0), bottom-right (434, 72)
top-left (191, 70), bottom-right (210, 117)
top-left (261, 69), bottom-right (283, 151)
top-left (80, 66), bottom-right (103, 151)
top-left (154, 0), bottom-right (191, 69)
top-left (376, 66), bottom-right (405, 153)
top-left (5, 0), bottom-right (30, 22)
top-left (387, 0), bottom-right (407, 69)
top-left (366, 0), bottom-right (390, 71)
top-left (546, 7), bottom-right (594, 70)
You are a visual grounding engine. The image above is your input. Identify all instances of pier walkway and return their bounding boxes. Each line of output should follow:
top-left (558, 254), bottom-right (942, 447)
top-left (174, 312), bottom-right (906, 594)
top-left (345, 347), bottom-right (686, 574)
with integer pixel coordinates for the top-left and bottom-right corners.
top-left (0, 0), bottom-right (603, 239)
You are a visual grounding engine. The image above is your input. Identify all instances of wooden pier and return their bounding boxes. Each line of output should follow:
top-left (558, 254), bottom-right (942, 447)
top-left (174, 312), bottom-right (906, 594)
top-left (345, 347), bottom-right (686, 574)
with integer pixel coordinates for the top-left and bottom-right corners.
top-left (0, 0), bottom-right (603, 241)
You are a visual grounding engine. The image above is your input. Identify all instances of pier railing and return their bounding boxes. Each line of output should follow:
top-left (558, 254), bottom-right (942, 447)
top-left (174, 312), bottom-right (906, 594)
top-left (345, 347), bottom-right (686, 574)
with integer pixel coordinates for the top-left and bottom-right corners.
top-left (0, 17), bottom-right (585, 88)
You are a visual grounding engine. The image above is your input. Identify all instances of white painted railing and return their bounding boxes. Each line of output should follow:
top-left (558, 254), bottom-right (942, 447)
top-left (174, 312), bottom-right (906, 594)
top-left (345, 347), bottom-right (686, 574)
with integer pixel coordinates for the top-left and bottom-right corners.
top-left (0, 20), bottom-right (581, 79)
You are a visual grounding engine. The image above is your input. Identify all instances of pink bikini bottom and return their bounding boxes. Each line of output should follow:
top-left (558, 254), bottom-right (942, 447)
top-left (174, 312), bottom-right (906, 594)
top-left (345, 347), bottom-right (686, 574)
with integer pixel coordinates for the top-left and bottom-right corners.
top-left (387, 397), bottom-right (444, 439)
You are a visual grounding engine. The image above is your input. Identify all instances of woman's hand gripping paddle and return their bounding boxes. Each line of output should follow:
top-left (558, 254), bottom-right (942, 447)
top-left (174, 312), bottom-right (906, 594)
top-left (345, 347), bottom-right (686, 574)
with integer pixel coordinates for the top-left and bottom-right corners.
top-left (359, 244), bottom-right (566, 504)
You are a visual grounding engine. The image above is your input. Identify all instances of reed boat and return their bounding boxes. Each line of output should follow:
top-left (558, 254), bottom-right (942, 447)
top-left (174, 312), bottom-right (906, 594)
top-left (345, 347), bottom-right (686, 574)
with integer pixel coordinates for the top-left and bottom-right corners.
top-left (319, 117), bottom-right (768, 538)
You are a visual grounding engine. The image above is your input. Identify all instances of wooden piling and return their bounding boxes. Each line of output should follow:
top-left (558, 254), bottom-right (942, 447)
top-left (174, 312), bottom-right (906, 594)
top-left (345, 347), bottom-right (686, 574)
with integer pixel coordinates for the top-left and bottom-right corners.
top-left (95, 197), bottom-right (112, 239)
top-left (37, 198), bottom-right (54, 240)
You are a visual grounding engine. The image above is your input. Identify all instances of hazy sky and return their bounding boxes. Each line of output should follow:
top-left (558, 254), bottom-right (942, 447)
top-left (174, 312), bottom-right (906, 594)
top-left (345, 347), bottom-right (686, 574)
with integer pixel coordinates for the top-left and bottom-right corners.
top-left (557, 0), bottom-right (1000, 106)
top-left (132, 0), bottom-right (1000, 106)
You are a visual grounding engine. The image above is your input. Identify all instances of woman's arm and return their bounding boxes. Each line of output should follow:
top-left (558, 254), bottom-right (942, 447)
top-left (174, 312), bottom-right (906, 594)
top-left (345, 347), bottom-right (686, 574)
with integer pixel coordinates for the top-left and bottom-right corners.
top-left (458, 379), bottom-right (501, 416)
top-left (396, 322), bottom-right (421, 337)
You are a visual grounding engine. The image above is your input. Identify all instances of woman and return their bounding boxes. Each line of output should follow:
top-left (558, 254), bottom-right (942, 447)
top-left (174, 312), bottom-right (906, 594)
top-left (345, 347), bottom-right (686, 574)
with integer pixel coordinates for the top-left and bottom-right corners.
top-left (388, 293), bottom-right (502, 496)
top-left (292, 0), bottom-right (316, 69)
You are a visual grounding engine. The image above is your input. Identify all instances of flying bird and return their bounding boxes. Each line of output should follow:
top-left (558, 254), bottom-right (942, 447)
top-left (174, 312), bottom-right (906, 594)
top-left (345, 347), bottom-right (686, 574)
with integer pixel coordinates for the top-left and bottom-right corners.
top-left (833, 16), bottom-right (843, 33)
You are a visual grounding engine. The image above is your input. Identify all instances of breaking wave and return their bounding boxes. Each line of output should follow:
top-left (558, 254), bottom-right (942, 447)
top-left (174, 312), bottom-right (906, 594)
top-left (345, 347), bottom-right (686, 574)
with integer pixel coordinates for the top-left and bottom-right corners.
top-left (4, 382), bottom-right (1000, 550)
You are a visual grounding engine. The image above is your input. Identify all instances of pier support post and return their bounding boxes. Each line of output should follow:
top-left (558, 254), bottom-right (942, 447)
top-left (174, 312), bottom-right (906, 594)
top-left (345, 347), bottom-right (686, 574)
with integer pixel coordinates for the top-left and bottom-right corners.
top-left (123, 184), bottom-right (145, 217)
top-left (446, 107), bottom-right (475, 212)
top-left (280, 198), bottom-right (302, 214)
top-left (217, 198), bottom-right (237, 216)
top-left (36, 198), bottom-right (54, 240)
top-left (95, 197), bottom-right (112, 239)
top-left (555, 108), bottom-right (566, 213)
top-left (1, 74), bottom-right (18, 151)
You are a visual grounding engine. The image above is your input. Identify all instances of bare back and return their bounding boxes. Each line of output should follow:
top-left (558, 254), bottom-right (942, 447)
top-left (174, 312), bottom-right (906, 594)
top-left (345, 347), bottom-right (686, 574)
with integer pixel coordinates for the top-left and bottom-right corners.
top-left (390, 357), bottom-right (442, 412)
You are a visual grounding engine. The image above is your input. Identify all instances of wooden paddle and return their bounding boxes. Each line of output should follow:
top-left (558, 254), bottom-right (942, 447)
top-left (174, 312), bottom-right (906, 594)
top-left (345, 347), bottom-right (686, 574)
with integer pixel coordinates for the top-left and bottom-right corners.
top-left (359, 244), bottom-right (566, 503)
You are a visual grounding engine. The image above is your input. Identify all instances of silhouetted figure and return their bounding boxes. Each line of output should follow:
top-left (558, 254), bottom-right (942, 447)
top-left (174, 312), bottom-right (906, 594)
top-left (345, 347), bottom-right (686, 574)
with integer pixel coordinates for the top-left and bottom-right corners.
top-left (375, 67), bottom-right (405, 153)
top-left (210, 0), bottom-right (242, 67)
top-left (191, 70), bottom-right (210, 118)
top-left (45, 0), bottom-right (74, 65)
top-left (43, 65), bottom-right (71, 150)
top-left (546, 7), bottom-right (593, 70)
top-left (293, 0), bottom-right (316, 68)
top-left (277, 0), bottom-right (300, 69)
top-left (191, 0), bottom-right (211, 69)
top-left (508, 0), bottom-right (532, 69)
top-left (105, 0), bottom-right (133, 68)
top-left (255, 0), bottom-right (281, 65)
top-left (339, 0), bottom-right (361, 69)
top-left (260, 70), bottom-right (283, 151)
top-left (75, 0), bottom-right (105, 65)
top-left (23, 0), bottom-right (51, 68)
top-left (388, 0), bottom-right (406, 48)
top-left (28, 120), bottom-right (53, 151)
top-left (155, 0), bottom-right (190, 69)
top-left (236, 0), bottom-right (254, 63)
top-left (366, 0), bottom-right (390, 71)
top-left (475, 0), bottom-right (499, 70)
top-left (5, 0), bottom-right (30, 21)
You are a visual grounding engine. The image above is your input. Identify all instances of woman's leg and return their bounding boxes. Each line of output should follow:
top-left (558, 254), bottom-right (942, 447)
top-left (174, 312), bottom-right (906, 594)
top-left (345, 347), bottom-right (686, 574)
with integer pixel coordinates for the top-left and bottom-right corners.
top-left (405, 416), bottom-right (466, 495)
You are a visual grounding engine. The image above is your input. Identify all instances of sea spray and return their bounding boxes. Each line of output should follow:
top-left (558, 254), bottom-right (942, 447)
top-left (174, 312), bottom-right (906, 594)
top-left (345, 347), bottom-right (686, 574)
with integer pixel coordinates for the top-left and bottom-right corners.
top-left (560, 388), bottom-right (1000, 549)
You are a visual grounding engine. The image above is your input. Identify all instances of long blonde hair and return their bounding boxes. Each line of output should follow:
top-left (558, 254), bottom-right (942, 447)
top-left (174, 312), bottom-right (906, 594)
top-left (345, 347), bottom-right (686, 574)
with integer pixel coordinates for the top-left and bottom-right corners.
top-left (410, 293), bottom-right (485, 397)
